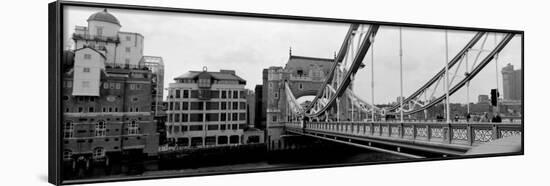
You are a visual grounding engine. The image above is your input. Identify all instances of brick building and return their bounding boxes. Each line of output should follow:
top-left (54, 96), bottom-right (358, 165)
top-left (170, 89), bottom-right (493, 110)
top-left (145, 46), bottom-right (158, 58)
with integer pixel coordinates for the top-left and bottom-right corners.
top-left (62, 9), bottom-right (160, 171)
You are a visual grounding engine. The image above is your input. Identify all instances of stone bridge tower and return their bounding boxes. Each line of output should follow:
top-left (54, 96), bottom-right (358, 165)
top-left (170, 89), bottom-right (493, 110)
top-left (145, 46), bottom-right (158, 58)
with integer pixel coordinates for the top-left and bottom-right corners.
top-left (265, 55), bottom-right (334, 150)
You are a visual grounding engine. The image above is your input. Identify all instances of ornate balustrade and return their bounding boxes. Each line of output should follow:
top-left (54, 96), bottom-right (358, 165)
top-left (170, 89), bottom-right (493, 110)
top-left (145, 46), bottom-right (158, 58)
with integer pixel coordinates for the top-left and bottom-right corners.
top-left (284, 121), bottom-right (521, 146)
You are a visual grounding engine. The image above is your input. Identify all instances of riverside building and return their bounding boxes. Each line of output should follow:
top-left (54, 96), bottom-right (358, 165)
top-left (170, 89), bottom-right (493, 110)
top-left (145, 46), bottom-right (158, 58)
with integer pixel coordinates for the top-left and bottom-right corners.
top-left (166, 68), bottom-right (260, 148)
top-left (62, 9), bottom-right (161, 171)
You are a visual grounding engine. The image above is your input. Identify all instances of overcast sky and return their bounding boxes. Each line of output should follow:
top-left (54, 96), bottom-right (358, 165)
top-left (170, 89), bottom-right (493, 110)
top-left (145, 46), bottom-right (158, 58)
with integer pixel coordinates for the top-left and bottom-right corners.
top-left (64, 6), bottom-right (522, 104)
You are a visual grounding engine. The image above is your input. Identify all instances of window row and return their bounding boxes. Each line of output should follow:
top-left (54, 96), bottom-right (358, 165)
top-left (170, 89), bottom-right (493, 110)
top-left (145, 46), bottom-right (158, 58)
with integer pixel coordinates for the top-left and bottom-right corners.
top-left (175, 79), bottom-right (240, 85)
top-left (167, 123), bottom-right (246, 134)
top-left (63, 120), bottom-right (140, 138)
top-left (103, 82), bottom-right (121, 89)
top-left (168, 101), bottom-right (246, 111)
top-left (66, 106), bottom-right (144, 113)
top-left (169, 89), bottom-right (246, 99)
top-left (167, 135), bottom-right (241, 147)
top-left (168, 113), bottom-right (246, 123)
top-left (63, 147), bottom-right (106, 160)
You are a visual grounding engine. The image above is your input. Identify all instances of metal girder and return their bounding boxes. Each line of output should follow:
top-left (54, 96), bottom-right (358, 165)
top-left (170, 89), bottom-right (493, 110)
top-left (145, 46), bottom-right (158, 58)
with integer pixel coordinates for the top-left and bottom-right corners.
top-left (305, 24), bottom-right (380, 118)
top-left (387, 32), bottom-right (486, 112)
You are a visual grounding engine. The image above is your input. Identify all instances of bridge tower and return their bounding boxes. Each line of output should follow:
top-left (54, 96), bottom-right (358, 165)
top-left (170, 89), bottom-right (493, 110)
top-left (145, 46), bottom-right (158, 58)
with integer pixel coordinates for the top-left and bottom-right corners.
top-left (265, 55), bottom-right (334, 150)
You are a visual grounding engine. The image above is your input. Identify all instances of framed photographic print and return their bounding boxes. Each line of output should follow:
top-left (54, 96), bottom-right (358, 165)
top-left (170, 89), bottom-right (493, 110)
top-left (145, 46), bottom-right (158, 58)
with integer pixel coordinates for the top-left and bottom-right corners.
top-left (49, 1), bottom-right (524, 185)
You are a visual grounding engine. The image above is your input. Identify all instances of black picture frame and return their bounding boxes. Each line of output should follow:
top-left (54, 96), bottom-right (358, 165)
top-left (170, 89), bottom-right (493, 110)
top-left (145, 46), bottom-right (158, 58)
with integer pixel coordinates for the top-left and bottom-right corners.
top-left (49, 1), bottom-right (524, 185)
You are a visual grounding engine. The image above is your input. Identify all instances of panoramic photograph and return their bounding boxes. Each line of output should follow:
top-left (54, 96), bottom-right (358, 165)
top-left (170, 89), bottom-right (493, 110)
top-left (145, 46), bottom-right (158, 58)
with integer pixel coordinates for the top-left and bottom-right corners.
top-left (60, 6), bottom-right (523, 182)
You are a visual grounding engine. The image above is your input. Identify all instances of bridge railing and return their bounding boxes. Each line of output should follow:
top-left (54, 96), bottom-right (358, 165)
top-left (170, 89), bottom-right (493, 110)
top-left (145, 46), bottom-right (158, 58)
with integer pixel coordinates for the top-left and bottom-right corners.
top-left (284, 121), bottom-right (521, 146)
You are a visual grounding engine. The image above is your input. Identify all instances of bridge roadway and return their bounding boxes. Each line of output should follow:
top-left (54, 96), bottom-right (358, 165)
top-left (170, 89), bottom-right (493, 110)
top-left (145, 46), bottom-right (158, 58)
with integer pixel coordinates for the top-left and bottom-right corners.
top-left (284, 121), bottom-right (522, 158)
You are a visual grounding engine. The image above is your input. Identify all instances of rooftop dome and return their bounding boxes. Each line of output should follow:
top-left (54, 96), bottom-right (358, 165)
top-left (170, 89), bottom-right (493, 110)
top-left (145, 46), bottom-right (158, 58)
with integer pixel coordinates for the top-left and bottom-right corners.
top-left (87, 9), bottom-right (121, 26)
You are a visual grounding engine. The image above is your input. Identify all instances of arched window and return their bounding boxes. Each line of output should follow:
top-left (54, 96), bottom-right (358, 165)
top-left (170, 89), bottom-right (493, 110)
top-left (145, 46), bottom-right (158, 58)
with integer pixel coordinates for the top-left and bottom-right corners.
top-left (63, 121), bottom-right (73, 138)
top-left (93, 147), bottom-right (105, 159)
top-left (95, 121), bottom-right (106, 137)
top-left (63, 150), bottom-right (72, 160)
top-left (128, 120), bottom-right (139, 135)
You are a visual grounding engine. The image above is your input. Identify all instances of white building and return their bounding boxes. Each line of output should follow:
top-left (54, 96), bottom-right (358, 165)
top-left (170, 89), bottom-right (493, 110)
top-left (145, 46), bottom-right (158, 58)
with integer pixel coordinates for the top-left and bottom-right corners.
top-left (72, 9), bottom-right (144, 66)
top-left (165, 69), bottom-right (251, 148)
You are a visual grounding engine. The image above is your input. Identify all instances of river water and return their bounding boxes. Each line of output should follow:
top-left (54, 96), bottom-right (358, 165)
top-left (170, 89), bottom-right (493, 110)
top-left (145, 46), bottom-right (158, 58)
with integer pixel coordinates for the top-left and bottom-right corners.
top-left (65, 139), bottom-right (409, 181)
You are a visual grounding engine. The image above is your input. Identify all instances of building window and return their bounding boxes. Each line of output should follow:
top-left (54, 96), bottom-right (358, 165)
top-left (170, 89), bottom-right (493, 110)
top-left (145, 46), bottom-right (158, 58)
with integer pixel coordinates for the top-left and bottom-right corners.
top-left (299, 83), bottom-right (303, 90)
top-left (232, 113), bottom-right (238, 121)
top-left (78, 107), bottom-right (84, 112)
top-left (126, 35), bottom-right (131, 41)
top-left (125, 47), bottom-right (131, 53)
top-left (269, 82), bottom-right (273, 88)
top-left (115, 83), bottom-right (120, 89)
top-left (130, 84), bottom-right (136, 90)
top-left (88, 107), bottom-right (94, 112)
top-left (132, 97), bottom-right (139, 102)
top-left (190, 102), bottom-right (204, 110)
top-left (221, 102), bottom-right (227, 110)
top-left (95, 121), bottom-right (106, 137)
top-left (229, 135), bottom-right (239, 144)
top-left (183, 90), bottom-right (189, 98)
top-left (206, 102), bottom-right (219, 110)
top-left (190, 113), bottom-right (204, 122)
top-left (218, 136), bottom-right (228, 144)
top-left (104, 83), bottom-right (109, 89)
top-left (110, 83), bottom-right (115, 89)
top-left (82, 81), bottom-right (90, 88)
top-left (128, 120), bottom-right (139, 135)
top-left (272, 116), bottom-right (277, 122)
top-left (125, 58), bottom-right (130, 64)
top-left (220, 113), bottom-right (226, 121)
top-left (136, 84), bottom-right (141, 89)
top-left (182, 102), bottom-right (188, 110)
top-left (93, 147), bottom-right (105, 159)
top-left (221, 91), bottom-right (227, 99)
top-left (96, 27), bottom-right (103, 36)
top-left (233, 90), bottom-right (239, 99)
top-left (63, 121), bottom-right (73, 138)
top-left (175, 113), bottom-right (180, 122)
top-left (206, 113), bottom-right (219, 122)
top-left (240, 102), bottom-right (246, 110)
top-left (232, 102), bottom-right (238, 110)
top-left (175, 89), bottom-right (181, 98)
top-left (182, 113), bottom-right (188, 122)
top-left (274, 92), bottom-right (278, 98)
top-left (63, 150), bottom-right (72, 160)
top-left (174, 102), bottom-right (180, 110)
top-left (190, 90), bottom-right (198, 98)
top-left (84, 54), bottom-right (91, 60)
top-left (83, 67), bottom-right (90, 73)
top-left (189, 125), bottom-right (203, 131)
top-left (64, 80), bottom-right (73, 88)
top-left (239, 90), bottom-right (245, 99)
top-left (239, 113), bottom-right (246, 121)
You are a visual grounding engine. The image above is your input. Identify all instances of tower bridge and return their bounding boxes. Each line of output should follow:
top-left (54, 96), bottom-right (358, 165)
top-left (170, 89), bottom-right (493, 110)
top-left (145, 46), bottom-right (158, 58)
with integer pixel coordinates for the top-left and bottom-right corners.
top-left (265, 24), bottom-right (522, 158)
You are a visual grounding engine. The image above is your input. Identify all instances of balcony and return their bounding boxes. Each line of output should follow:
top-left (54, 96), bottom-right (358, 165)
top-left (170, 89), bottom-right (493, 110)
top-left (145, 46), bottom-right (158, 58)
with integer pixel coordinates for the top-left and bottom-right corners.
top-left (105, 63), bottom-right (149, 71)
top-left (72, 33), bottom-right (120, 43)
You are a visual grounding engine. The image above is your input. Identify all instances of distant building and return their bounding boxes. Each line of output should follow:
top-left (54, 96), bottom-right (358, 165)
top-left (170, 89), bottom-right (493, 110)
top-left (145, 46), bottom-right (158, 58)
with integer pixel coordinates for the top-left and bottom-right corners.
top-left (478, 94), bottom-right (489, 103)
top-left (254, 84), bottom-right (265, 129)
top-left (265, 55), bottom-right (334, 150)
top-left (245, 89), bottom-right (255, 128)
top-left (165, 68), bottom-right (261, 148)
top-left (140, 56), bottom-right (165, 116)
top-left (502, 63), bottom-right (522, 101)
top-left (62, 9), bottom-right (159, 170)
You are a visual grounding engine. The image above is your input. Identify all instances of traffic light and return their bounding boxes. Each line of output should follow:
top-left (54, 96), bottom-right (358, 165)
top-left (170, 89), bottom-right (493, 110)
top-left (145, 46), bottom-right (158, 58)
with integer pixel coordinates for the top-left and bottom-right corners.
top-left (490, 89), bottom-right (499, 106)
